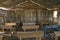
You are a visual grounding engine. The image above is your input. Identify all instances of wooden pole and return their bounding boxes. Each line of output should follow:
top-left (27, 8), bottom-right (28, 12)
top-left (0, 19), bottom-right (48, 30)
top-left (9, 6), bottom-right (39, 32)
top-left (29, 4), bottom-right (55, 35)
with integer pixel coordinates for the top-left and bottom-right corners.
top-left (36, 8), bottom-right (38, 25)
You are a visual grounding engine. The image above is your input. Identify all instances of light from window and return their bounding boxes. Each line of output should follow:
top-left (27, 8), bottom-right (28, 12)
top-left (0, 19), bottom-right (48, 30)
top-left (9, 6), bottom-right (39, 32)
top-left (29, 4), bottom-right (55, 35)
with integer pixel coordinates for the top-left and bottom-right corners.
top-left (53, 10), bottom-right (57, 18)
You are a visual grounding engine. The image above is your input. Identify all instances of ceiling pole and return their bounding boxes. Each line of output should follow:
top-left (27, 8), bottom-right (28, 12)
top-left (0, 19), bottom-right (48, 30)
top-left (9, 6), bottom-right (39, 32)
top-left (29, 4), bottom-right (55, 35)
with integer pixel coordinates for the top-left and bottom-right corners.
top-left (36, 8), bottom-right (38, 25)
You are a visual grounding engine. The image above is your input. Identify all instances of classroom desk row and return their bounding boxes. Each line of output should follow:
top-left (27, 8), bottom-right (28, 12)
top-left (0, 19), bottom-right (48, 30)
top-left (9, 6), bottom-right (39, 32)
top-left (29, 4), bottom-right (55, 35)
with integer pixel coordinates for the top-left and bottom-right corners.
top-left (0, 25), bottom-right (39, 32)
top-left (0, 31), bottom-right (44, 40)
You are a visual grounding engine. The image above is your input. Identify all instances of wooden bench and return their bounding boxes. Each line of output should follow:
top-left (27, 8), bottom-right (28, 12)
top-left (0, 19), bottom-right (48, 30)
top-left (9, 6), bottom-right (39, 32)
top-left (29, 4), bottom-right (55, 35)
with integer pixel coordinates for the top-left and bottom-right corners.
top-left (0, 31), bottom-right (43, 40)
top-left (0, 25), bottom-right (15, 32)
top-left (5, 23), bottom-right (16, 31)
top-left (22, 25), bottom-right (39, 31)
top-left (0, 23), bottom-right (16, 32)
top-left (54, 31), bottom-right (60, 40)
top-left (39, 21), bottom-right (57, 30)
top-left (17, 31), bottom-right (43, 40)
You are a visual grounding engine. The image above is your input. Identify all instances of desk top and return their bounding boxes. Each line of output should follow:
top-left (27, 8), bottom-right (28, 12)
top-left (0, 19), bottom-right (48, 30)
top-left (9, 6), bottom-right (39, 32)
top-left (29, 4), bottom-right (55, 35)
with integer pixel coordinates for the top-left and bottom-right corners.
top-left (5, 23), bottom-right (16, 26)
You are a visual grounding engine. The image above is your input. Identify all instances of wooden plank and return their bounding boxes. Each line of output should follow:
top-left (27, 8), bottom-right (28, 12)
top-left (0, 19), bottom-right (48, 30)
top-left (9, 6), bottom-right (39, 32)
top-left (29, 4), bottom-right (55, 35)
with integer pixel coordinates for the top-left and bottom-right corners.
top-left (17, 31), bottom-right (43, 38)
top-left (0, 25), bottom-right (15, 32)
top-left (5, 23), bottom-right (16, 26)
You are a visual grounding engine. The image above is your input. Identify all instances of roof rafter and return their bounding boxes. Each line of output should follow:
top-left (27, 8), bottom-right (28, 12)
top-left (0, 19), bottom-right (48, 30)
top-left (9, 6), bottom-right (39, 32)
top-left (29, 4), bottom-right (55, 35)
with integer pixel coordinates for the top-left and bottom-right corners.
top-left (0, 0), bottom-right (58, 10)
top-left (0, 0), bottom-right (10, 4)
top-left (10, 0), bottom-right (52, 10)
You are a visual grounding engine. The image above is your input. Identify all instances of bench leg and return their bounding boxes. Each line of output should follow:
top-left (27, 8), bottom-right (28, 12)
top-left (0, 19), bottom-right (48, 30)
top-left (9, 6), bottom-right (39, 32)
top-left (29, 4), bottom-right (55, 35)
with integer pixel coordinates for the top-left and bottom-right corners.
top-left (39, 37), bottom-right (41, 40)
top-left (55, 36), bottom-right (58, 40)
top-left (20, 37), bottom-right (22, 40)
top-left (36, 37), bottom-right (38, 40)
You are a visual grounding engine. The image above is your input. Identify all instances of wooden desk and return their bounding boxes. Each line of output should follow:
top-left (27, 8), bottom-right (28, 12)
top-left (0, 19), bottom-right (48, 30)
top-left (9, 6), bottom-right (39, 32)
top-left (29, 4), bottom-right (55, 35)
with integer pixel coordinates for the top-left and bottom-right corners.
top-left (54, 32), bottom-right (60, 40)
top-left (22, 25), bottom-right (39, 31)
top-left (39, 21), bottom-right (57, 30)
top-left (0, 23), bottom-right (16, 32)
top-left (0, 25), bottom-right (15, 32)
top-left (17, 31), bottom-right (43, 40)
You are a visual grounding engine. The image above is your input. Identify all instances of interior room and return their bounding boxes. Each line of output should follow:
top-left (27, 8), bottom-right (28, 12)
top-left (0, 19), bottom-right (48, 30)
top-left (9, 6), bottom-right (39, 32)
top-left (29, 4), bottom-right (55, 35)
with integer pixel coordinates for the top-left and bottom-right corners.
top-left (0, 0), bottom-right (60, 40)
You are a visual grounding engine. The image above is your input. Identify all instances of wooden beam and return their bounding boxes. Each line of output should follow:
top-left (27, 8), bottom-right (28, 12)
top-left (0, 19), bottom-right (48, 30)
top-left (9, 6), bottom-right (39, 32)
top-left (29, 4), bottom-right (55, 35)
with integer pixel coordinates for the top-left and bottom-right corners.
top-left (1, 0), bottom-right (10, 4)
top-left (10, 0), bottom-right (50, 10)
top-left (10, 1), bottom-right (28, 9)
